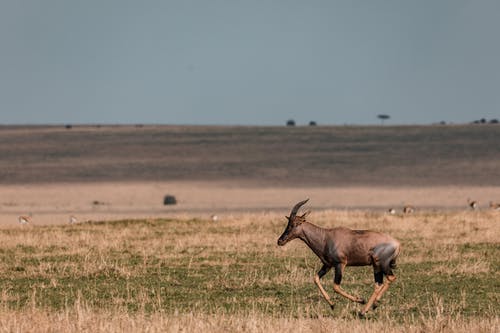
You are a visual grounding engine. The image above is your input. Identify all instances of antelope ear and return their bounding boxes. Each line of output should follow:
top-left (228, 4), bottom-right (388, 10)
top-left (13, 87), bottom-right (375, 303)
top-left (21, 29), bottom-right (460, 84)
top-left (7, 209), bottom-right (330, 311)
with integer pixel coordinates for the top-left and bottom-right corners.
top-left (285, 216), bottom-right (289, 220)
top-left (300, 210), bottom-right (311, 219)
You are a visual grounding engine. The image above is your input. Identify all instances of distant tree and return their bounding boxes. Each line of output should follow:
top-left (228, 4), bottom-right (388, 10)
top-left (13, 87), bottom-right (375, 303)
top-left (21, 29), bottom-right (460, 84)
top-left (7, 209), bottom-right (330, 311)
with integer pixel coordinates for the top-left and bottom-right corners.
top-left (480, 118), bottom-right (486, 124)
top-left (286, 119), bottom-right (296, 127)
top-left (377, 114), bottom-right (390, 125)
top-left (490, 119), bottom-right (499, 124)
top-left (163, 195), bottom-right (177, 205)
top-left (65, 124), bottom-right (72, 129)
top-left (309, 121), bottom-right (317, 126)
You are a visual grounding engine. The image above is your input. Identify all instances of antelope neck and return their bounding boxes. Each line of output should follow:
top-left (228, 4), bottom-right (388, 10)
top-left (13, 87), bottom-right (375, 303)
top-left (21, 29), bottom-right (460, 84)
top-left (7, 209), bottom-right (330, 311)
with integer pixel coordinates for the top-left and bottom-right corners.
top-left (298, 222), bottom-right (329, 256)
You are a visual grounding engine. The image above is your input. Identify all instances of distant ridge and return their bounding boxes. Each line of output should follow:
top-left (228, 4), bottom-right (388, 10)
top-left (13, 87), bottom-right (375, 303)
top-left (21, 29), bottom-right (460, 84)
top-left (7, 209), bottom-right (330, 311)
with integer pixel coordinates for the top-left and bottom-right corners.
top-left (1, 125), bottom-right (499, 186)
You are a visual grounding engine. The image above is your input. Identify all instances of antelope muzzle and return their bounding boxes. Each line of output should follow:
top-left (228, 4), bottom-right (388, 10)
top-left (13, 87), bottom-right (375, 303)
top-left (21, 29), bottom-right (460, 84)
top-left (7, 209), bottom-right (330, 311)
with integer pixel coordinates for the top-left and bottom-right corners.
top-left (277, 227), bottom-right (291, 246)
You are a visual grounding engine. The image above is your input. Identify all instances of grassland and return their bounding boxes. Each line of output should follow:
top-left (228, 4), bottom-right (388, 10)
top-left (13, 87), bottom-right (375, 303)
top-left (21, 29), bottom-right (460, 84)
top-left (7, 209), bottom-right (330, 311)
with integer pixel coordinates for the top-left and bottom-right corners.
top-left (0, 210), bottom-right (498, 332)
top-left (0, 124), bottom-right (498, 332)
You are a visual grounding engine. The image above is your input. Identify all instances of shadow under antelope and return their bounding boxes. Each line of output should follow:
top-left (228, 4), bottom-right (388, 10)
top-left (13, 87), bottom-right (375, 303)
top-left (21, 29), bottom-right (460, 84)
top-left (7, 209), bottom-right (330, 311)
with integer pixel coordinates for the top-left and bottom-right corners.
top-left (277, 199), bottom-right (401, 317)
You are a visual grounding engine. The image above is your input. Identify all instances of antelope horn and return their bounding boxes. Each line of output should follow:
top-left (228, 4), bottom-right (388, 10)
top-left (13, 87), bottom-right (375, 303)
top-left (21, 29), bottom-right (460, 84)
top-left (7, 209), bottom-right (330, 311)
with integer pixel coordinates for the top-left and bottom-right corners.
top-left (290, 199), bottom-right (309, 219)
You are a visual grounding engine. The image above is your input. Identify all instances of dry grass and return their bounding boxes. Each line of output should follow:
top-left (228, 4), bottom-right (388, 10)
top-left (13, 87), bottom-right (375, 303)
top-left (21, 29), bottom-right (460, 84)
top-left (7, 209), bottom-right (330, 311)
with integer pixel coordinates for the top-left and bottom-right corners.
top-left (0, 307), bottom-right (497, 333)
top-left (0, 210), bottom-right (498, 332)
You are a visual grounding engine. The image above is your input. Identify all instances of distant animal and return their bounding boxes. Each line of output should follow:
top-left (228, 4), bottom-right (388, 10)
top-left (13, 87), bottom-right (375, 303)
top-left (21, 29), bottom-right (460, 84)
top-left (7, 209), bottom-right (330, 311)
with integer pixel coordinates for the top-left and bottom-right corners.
top-left (489, 202), bottom-right (500, 210)
top-left (277, 199), bottom-right (400, 317)
top-left (211, 214), bottom-right (219, 222)
top-left (69, 215), bottom-right (78, 224)
top-left (18, 215), bottom-right (31, 224)
top-left (467, 199), bottom-right (478, 210)
top-left (387, 208), bottom-right (396, 215)
top-left (403, 205), bottom-right (415, 214)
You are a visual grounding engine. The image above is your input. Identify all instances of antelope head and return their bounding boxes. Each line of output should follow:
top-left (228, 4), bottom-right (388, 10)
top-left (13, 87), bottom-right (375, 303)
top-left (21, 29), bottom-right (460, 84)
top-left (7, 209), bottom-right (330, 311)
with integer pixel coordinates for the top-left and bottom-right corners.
top-left (277, 199), bottom-right (310, 246)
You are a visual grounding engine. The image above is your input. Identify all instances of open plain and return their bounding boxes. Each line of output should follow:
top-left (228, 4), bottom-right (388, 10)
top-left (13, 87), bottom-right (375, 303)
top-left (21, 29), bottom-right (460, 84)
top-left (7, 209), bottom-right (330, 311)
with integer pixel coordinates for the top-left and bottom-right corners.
top-left (0, 125), bottom-right (498, 332)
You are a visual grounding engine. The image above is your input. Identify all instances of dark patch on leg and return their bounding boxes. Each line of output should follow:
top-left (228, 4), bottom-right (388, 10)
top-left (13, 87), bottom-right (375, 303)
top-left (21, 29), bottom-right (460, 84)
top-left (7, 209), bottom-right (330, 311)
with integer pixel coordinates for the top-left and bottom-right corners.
top-left (374, 271), bottom-right (383, 285)
top-left (334, 267), bottom-right (342, 285)
top-left (318, 265), bottom-right (330, 279)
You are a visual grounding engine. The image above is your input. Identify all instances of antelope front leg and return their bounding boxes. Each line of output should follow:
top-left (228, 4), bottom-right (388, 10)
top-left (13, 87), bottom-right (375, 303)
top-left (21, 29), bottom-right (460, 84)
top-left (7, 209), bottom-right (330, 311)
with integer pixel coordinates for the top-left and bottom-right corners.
top-left (314, 265), bottom-right (335, 309)
top-left (332, 264), bottom-right (366, 304)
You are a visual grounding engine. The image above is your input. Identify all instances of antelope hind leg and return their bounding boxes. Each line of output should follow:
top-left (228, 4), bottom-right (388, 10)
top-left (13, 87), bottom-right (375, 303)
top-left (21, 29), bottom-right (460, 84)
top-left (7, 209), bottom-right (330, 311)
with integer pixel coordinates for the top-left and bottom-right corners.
top-left (359, 275), bottom-right (395, 316)
top-left (373, 275), bottom-right (396, 308)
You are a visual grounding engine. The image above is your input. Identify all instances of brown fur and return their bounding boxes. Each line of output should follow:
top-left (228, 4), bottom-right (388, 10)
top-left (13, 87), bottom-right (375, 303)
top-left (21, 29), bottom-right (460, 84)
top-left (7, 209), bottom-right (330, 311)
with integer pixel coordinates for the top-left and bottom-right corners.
top-left (277, 199), bottom-right (400, 316)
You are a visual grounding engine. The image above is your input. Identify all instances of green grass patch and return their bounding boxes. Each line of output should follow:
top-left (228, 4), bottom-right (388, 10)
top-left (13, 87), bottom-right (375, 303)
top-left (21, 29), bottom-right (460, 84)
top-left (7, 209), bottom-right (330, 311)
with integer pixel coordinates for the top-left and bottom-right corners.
top-left (0, 215), bottom-right (498, 323)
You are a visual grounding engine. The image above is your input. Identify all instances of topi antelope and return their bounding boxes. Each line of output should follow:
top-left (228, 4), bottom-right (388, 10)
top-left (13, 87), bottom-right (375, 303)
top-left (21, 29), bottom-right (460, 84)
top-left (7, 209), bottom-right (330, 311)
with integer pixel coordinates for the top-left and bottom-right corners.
top-left (277, 199), bottom-right (400, 317)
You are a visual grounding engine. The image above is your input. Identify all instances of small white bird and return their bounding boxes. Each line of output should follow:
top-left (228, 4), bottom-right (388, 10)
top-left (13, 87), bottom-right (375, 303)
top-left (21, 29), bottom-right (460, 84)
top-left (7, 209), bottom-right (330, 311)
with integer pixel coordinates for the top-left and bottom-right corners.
top-left (211, 214), bottom-right (219, 222)
top-left (387, 208), bottom-right (396, 215)
top-left (69, 215), bottom-right (78, 224)
top-left (18, 215), bottom-right (31, 224)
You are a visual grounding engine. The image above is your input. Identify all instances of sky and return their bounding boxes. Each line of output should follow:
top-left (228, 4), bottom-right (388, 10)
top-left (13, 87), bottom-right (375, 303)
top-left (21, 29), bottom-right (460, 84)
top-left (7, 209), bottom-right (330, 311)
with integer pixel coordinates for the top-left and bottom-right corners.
top-left (1, 1), bottom-right (499, 126)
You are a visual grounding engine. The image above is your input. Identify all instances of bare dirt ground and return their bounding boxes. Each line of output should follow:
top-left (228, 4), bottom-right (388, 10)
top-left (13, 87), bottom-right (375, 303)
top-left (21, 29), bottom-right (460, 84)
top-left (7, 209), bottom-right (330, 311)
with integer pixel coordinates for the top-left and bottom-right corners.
top-left (1, 124), bottom-right (500, 225)
top-left (1, 181), bottom-right (500, 225)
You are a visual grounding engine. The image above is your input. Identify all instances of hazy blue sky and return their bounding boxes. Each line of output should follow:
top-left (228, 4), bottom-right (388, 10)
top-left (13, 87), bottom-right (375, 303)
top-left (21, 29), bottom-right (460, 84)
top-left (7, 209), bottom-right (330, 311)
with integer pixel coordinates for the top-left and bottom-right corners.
top-left (1, 1), bottom-right (499, 125)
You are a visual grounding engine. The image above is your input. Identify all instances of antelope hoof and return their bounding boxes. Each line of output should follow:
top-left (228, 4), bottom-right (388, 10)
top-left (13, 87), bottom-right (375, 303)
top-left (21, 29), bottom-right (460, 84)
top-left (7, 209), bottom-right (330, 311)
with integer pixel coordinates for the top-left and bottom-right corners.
top-left (357, 297), bottom-right (366, 304)
top-left (329, 303), bottom-right (335, 310)
top-left (372, 301), bottom-right (379, 309)
top-left (358, 311), bottom-right (366, 318)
